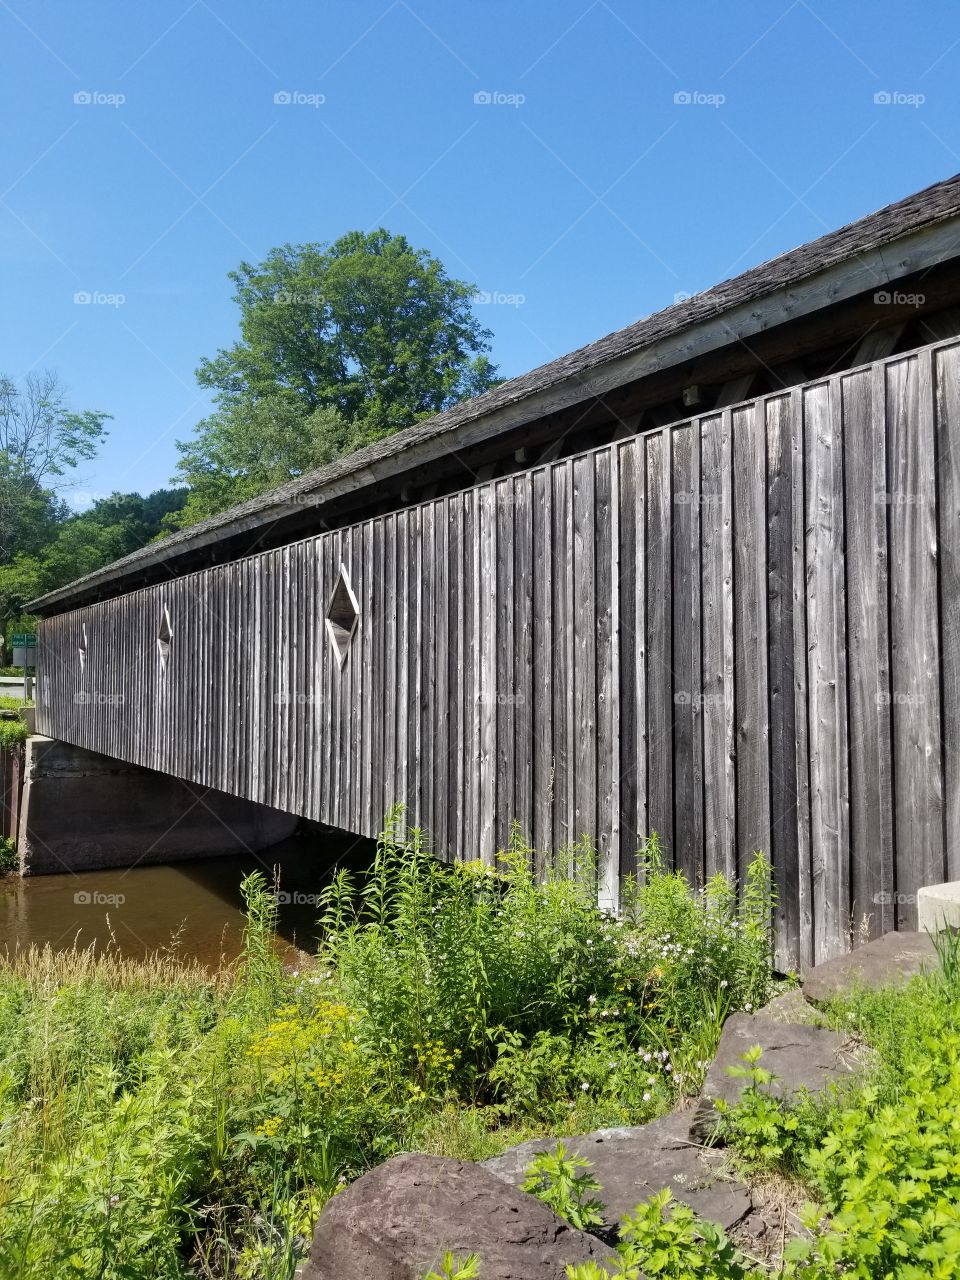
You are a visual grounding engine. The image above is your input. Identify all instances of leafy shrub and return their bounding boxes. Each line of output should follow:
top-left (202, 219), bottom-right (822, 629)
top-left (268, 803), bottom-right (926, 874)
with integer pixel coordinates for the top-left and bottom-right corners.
top-left (563, 1188), bottom-right (759, 1279)
top-left (421, 1253), bottom-right (480, 1280)
top-left (522, 1142), bottom-right (605, 1231)
top-left (319, 815), bottom-right (772, 1120)
top-left (784, 1032), bottom-right (960, 1276)
top-left (713, 1045), bottom-right (832, 1170)
top-left (0, 719), bottom-right (27, 750)
top-left (620, 836), bottom-right (772, 1030)
top-left (318, 817), bottom-right (623, 1091)
top-left (0, 835), bottom-right (17, 873)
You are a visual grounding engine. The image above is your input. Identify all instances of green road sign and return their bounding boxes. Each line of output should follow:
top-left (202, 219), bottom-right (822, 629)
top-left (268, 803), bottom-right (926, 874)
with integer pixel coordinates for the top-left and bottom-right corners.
top-left (12, 633), bottom-right (37, 647)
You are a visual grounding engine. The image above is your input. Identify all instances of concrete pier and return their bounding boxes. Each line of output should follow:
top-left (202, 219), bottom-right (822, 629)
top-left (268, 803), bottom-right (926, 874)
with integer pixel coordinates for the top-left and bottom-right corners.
top-left (18, 737), bottom-right (298, 875)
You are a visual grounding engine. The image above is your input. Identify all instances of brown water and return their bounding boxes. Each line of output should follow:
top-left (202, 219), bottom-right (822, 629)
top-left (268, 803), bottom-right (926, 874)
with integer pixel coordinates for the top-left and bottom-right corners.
top-left (0, 830), bottom-right (377, 968)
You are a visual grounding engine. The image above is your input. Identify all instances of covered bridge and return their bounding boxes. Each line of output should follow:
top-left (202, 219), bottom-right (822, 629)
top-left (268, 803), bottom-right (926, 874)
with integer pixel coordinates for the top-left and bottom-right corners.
top-left (28, 173), bottom-right (960, 968)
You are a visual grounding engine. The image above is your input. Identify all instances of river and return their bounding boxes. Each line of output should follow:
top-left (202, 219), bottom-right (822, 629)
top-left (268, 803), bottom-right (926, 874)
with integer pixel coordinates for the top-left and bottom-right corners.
top-left (0, 828), bottom-right (377, 968)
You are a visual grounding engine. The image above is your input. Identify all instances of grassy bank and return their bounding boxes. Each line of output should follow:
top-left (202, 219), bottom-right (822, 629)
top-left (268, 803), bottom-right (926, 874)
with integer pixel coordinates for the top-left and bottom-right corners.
top-left (0, 817), bottom-right (772, 1279)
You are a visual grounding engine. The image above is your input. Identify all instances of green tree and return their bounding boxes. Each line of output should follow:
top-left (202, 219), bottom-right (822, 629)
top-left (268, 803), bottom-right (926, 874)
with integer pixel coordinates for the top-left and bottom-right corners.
top-left (171, 398), bottom-right (352, 529)
top-left (0, 489), bottom-right (186, 654)
top-left (171, 229), bottom-right (501, 524)
top-left (0, 372), bottom-right (111, 652)
top-left (0, 371), bottom-right (110, 563)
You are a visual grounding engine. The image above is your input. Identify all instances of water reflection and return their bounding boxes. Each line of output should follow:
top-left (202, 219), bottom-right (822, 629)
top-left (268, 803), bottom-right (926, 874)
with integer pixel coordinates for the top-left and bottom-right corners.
top-left (0, 829), bottom-right (377, 968)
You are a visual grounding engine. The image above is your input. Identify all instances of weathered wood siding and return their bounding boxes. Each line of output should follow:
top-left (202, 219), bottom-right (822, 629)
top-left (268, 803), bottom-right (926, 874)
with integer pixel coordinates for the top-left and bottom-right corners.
top-left (36, 338), bottom-right (960, 967)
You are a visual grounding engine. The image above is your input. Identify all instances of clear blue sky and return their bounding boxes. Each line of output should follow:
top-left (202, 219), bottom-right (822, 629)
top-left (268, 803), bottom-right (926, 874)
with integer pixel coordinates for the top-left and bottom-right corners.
top-left (2, 0), bottom-right (958, 506)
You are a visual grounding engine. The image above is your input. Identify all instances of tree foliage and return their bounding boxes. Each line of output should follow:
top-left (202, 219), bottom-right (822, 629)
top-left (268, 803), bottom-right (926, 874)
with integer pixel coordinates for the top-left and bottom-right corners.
top-left (171, 229), bottom-right (501, 526)
top-left (0, 371), bottom-right (110, 563)
top-left (0, 486), bottom-right (186, 652)
top-left (171, 399), bottom-right (351, 527)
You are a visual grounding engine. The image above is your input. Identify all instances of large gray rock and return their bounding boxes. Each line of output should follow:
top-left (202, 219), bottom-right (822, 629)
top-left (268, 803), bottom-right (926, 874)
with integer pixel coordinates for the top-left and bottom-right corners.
top-left (754, 987), bottom-right (825, 1026)
top-left (802, 930), bottom-right (937, 1005)
top-left (484, 1111), bottom-right (752, 1233)
top-left (301, 1154), bottom-right (614, 1280)
top-left (688, 1012), bottom-right (858, 1142)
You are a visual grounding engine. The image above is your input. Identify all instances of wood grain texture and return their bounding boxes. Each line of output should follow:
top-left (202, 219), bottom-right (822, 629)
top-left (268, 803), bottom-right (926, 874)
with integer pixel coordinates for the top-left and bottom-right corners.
top-left (936, 344), bottom-right (960, 880)
top-left (34, 337), bottom-right (960, 968)
top-left (888, 351), bottom-right (945, 923)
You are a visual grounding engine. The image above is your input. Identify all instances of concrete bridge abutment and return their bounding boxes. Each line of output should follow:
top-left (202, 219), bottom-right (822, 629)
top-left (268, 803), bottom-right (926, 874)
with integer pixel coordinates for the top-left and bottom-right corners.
top-left (17, 737), bottom-right (298, 875)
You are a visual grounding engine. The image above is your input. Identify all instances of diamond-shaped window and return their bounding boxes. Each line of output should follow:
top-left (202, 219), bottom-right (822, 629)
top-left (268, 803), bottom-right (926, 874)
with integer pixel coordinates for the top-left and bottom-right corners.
top-left (325, 565), bottom-right (360, 667)
top-left (78, 623), bottom-right (87, 676)
top-left (157, 605), bottom-right (172, 672)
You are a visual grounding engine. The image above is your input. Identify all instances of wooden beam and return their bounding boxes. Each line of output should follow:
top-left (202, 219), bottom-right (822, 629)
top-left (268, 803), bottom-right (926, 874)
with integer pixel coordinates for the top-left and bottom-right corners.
top-left (714, 374), bottom-right (759, 408)
top-left (917, 306), bottom-right (960, 342)
top-left (851, 322), bottom-right (906, 366)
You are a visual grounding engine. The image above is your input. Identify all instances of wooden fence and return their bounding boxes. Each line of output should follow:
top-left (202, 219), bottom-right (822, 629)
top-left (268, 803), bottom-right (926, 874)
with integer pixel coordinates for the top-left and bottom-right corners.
top-left (35, 337), bottom-right (960, 967)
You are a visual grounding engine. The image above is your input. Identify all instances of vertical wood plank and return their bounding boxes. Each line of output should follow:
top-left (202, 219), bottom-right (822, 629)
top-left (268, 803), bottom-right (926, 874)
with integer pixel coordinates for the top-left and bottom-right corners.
top-left (513, 475), bottom-right (534, 850)
top-left (434, 501), bottom-right (449, 857)
top-left (383, 515), bottom-right (398, 820)
top-left (617, 439), bottom-right (642, 875)
top-left (804, 380), bottom-right (850, 961)
top-left (532, 467), bottom-right (554, 858)
top-left (888, 351), bottom-right (945, 923)
top-left (395, 512), bottom-right (409, 831)
top-left (766, 393), bottom-right (802, 966)
top-left (732, 401), bottom-right (771, 871)
top-left (595, 446), bottom-right (618, 907)
top-left (671, 424), bottom-right (702, 882)
top-left (645, 428), bottom-right (674, 859)
top-left (479, 484), bottom-right (497, 862)
top-left (936, 342), bottom-right (960, 881)
top-left (551, 461), bottom-right (574, 855)
top-left (416, 504), bottom-right (432, 839)
top-left (573, 454), bottom-right (597, 850)
top-left (842, 366), bottom-right (895, 939)
top-left (700, 412), bottom-right (736, 879)
top-left (495, 480), bottom-right (515, 850)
